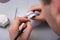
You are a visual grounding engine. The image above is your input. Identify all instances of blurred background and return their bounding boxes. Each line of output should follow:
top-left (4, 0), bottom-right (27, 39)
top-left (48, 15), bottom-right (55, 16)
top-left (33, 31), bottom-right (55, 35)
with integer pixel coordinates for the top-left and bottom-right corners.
top-left (0, 0), bottom-right (59, 40)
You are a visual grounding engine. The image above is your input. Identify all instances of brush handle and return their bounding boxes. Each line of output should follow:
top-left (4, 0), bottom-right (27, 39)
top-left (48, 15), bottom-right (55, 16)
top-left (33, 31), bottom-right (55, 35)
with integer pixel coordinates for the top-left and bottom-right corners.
top-left (14, 28), bottom-right (25, 40)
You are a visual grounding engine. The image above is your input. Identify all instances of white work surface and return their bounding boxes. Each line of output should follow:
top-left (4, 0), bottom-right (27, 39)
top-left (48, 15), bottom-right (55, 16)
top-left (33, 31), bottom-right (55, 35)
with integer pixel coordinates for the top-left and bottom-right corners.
top-left (0, 0), bottom-right (59, 40)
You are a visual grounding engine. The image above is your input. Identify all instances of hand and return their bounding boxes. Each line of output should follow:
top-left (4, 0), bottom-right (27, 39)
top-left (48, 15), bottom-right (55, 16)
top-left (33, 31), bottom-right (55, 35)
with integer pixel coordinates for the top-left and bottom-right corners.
top-left (9, 17), bottom-right (32, 40)
top-left (29, 5), bottom-right (45, 21)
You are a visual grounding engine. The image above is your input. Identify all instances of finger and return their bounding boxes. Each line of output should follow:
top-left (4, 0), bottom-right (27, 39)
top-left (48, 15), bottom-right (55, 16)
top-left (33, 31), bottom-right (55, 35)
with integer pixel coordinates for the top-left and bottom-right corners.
top-left (10, 17), bottom-right (28, 30)
top-left (21, 22), bottom-right (32, 40)
top-left (17, 17), bottom-right (28, 22)
top-left (25, 22), bottom-right (32, 36)
top-left (22, 16), bottom-right (27, 18)
top-left (29, 5), bottom-right (42, 12)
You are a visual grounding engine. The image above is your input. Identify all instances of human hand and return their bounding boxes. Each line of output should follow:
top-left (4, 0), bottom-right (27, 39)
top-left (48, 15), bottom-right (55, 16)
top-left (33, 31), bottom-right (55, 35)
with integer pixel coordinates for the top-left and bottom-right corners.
top-left (9, 17), bottom-right (32, 40)
top-left (29, 5), bottom-right (45, 21)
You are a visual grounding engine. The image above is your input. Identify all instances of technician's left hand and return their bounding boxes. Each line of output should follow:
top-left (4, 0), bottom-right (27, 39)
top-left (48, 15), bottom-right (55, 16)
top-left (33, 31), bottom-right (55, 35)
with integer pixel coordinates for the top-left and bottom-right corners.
top-left (9, 16), bottom-right (32, 40)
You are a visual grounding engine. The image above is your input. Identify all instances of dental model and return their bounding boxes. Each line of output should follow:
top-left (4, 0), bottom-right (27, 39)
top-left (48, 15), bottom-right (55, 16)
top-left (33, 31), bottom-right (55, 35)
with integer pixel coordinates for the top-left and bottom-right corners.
top-left (0, 14), bottom-right (9, 27)
top-left (26, 11), bottom-right (40, 19)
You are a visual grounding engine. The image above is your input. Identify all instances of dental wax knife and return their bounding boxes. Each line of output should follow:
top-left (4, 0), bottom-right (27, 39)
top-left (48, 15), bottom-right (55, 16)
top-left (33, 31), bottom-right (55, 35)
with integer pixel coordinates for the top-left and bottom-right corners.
top-left (14, 11), bottom-right (40, 40)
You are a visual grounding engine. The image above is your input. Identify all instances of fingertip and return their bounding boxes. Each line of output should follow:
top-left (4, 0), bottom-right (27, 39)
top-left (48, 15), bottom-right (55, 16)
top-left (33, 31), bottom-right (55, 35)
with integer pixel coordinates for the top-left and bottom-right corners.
top-left (27, 22), bottom-right (32, 29)
top-left (22, 22), bottom-right (32, 38)
top-left (22, 16), bottom-right (27, 18)
top-left (23, 22), bottom-right (32, 36)
top-left (29, 5), bottom-right (42, 11)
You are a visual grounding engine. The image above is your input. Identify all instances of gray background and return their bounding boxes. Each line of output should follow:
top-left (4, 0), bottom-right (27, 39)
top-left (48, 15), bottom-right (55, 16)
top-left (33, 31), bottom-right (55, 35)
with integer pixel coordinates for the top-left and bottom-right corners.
top-left (0, 0), bottom-right (59, 40)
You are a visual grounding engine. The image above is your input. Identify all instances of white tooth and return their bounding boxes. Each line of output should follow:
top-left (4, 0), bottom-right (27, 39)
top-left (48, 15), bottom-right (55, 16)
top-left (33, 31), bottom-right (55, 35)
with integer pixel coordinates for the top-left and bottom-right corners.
top-left (0, 14), bottom-right (9, 27)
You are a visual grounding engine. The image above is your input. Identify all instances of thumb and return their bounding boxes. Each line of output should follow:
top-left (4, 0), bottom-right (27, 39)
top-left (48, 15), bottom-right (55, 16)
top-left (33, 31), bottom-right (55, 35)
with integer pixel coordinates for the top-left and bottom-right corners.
top-left (21, 21), bottom-right (32, 40)
top-left (29, 5), bottom-right (42, 11)
top-left (25, 22), bottom-right (32, 35)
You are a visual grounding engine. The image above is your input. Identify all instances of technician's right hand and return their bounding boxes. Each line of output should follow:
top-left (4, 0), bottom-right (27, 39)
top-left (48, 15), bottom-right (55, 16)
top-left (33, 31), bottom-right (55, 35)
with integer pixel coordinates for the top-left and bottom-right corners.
top-left (9, 17), bottom-right (32, 40)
